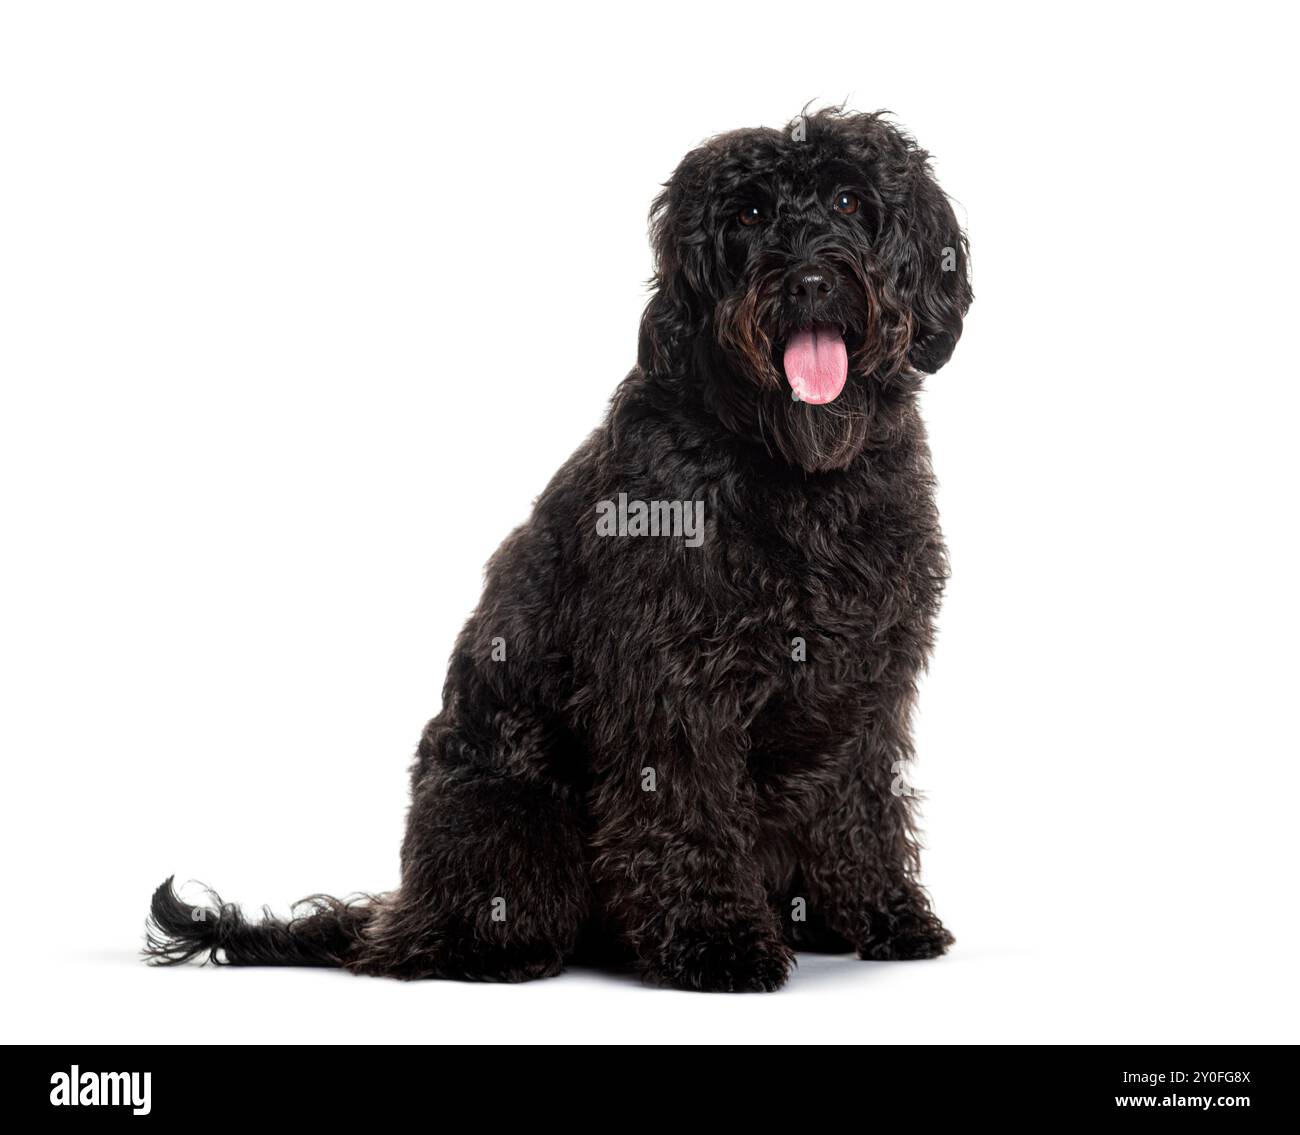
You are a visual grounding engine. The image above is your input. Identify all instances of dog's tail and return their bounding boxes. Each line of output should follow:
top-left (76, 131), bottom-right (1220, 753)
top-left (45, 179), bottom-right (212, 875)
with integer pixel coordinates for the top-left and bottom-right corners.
top-left (143, 876), bottom-right (377, 969)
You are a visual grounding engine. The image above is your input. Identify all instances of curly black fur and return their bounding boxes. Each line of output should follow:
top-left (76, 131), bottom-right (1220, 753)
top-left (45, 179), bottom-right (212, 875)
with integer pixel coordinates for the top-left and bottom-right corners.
top-left (145, 107), bottom-right (972, 992)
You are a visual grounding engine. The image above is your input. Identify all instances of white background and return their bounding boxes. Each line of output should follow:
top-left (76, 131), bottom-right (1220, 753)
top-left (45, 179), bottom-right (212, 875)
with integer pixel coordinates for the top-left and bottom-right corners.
top-left (2, 1), bottom-right (1297, 1044)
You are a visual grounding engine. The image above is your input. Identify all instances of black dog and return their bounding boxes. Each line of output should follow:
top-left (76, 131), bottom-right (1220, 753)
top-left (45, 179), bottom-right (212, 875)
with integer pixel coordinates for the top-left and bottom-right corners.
top-left (146, 107), bottom-right (971, 992)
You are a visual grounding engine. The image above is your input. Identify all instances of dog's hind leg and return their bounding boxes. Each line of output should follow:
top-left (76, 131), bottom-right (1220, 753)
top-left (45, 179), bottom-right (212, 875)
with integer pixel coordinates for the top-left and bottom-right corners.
top-left (145, 703), bottom-right (589, 979)
top-left (349, 712), bottom-right (592, 982)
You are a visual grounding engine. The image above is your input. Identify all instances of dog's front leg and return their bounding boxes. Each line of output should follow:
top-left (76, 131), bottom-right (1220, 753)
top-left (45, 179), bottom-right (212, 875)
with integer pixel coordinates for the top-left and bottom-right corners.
top-left (590, 718), bottom-right (792, 992)
top-left (801, 694), bottom-right (953, 961)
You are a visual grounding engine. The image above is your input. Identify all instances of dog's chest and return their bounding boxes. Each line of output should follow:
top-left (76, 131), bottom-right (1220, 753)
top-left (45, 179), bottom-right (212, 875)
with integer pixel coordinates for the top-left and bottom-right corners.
top-left (717, 493), bottom-right (931, 730)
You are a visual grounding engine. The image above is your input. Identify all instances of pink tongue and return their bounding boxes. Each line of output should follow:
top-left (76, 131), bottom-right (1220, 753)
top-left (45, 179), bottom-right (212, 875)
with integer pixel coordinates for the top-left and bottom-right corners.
top-left (782, 326), bottom-right (848, 404)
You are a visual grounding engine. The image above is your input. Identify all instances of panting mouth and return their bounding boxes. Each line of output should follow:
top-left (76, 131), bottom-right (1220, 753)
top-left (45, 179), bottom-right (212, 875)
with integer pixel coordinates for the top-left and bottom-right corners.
top-left (782, 323), bottom-right (849, 405)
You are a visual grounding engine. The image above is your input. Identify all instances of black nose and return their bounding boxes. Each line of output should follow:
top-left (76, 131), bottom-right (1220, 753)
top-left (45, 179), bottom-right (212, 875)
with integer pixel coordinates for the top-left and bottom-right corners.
top-left (787, 264), bottom-right (834, 304)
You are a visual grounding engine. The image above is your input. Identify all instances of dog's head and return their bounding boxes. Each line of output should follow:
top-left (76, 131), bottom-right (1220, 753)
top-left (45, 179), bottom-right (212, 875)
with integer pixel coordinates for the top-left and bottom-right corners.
top-left (639, 108), bottom-right (972, 472)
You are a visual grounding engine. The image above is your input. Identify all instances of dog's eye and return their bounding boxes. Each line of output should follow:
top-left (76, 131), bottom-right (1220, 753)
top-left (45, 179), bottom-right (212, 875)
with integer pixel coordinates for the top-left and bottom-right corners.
top-left (833, 191), bottom-right (860, 216)
top-left (737, 204), bottom-right (764, 227)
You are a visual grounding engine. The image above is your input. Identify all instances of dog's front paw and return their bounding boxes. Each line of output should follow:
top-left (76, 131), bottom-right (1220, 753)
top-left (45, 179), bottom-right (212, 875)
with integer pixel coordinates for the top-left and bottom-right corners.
top-left (643, 921), bottom-right (793, 992)
top-left (856, 906), bottom-right (954, 961)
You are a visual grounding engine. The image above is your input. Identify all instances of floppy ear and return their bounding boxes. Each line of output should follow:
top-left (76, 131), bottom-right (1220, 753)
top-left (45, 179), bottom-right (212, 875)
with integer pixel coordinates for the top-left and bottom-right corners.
top-left (638, 148), bottom-right (713, 374)
top-left (882, 151), bottom-right (973, 375)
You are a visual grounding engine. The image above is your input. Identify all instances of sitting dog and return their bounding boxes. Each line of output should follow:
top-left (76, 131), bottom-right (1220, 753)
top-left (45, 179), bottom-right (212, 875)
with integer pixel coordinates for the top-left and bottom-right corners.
top-left (146, 107), bottom-right (972, 992)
